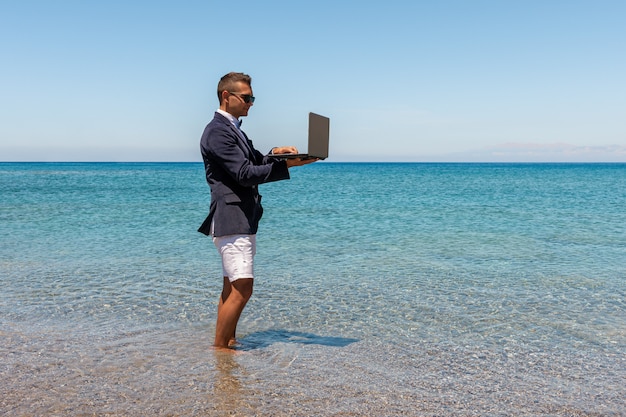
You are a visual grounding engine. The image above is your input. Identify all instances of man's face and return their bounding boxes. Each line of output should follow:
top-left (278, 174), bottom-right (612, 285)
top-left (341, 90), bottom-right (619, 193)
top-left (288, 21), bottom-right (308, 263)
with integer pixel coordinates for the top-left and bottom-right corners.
top-left (223, 81), bottom-right (254, 118)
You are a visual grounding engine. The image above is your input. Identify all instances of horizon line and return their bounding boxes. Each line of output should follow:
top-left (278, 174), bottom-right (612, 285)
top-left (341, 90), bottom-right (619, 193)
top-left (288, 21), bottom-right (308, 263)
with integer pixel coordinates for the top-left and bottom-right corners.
top-left (3, 160), bottom-right (626, 164)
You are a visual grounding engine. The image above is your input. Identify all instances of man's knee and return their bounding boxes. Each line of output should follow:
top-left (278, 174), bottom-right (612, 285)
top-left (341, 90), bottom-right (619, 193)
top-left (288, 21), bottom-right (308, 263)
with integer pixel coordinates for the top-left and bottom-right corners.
top-left (231, 278), bottom-right (253, 301)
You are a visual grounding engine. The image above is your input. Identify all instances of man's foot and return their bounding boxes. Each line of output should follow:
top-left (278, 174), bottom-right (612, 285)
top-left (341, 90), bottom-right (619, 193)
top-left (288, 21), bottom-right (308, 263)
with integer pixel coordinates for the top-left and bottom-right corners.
top-left (211, 344), bottom-right (236, 353)
top-left (211, 345), bottom-right (248, 355)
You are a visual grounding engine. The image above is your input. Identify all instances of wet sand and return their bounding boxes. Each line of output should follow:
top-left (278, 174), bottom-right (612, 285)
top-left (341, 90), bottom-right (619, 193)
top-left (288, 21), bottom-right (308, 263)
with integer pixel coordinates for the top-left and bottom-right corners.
top-left (2, 321), bottom-right (623, 416)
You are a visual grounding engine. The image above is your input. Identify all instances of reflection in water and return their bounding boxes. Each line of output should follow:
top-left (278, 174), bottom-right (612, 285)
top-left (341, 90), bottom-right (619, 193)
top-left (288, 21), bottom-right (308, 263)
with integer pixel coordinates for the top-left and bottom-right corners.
top-left (212, 350), bottom-right (254, 416)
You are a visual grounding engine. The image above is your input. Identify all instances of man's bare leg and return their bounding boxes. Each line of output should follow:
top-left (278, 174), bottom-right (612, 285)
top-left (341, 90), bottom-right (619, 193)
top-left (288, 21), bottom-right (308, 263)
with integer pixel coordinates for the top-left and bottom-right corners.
top-left (215, 277), bottom-right (253, 349)
top-left (217, 277), bottom-right (237, 345)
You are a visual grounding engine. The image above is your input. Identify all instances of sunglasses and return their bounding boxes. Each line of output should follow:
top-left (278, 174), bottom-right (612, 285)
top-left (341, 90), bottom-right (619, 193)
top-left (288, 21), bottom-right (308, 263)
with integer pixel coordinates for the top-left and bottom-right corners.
top-left (228, 92), bottom-right (255, 103)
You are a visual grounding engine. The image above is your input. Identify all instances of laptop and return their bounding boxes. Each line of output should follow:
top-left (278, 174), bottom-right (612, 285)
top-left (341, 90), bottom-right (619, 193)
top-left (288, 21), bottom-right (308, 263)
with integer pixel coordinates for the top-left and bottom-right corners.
top-left (272, 112), bottom-right (329, 160)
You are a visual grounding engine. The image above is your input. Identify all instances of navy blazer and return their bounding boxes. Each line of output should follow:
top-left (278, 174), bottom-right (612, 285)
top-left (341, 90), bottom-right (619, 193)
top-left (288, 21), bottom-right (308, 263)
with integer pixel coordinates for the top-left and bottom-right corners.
top-left (198, 112), bottom-right (290, 237)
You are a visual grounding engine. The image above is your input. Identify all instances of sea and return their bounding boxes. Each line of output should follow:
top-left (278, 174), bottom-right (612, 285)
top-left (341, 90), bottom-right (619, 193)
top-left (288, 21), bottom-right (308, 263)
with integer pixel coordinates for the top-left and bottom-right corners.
top-left (1, 162), bottom-right (625, 416)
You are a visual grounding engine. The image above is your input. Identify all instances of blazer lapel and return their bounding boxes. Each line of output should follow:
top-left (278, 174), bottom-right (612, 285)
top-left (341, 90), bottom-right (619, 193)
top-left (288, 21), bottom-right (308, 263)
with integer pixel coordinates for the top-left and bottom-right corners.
top-left (228, 124), bottom-right (254, 157)
top-left (215, 112), bottom-right (256, 159)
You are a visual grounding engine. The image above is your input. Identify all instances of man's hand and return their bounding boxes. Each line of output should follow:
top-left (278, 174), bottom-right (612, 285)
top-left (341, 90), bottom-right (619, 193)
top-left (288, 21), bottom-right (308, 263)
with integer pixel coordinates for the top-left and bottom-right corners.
top-left (286, 157), bottom-right (319, 168)
top-left (272, 146), bottom-right (298, 155)
top-left (271, 145), bottom-right (319, 167)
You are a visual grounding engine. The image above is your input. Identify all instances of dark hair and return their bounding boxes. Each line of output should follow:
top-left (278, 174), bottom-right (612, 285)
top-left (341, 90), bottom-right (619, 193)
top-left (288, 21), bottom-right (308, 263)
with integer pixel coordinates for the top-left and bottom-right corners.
top-left (217, 72), bottom-right (252, 104)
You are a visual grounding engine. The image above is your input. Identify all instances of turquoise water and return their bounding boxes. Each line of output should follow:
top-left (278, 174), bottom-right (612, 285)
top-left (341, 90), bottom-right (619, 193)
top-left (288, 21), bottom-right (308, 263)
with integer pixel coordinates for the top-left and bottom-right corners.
top-left (1, 162), bottom-right (625, 416)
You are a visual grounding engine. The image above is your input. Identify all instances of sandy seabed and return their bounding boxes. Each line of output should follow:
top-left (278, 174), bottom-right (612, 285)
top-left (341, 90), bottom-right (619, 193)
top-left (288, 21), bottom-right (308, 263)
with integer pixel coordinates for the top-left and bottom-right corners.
top-left (1, 322), bottom-right (624, 417)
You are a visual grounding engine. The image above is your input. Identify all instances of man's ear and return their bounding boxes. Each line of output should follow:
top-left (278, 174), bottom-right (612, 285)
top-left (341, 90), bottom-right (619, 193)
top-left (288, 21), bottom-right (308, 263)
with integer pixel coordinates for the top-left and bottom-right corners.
top-left (219, 90), bottom-right (229, 105)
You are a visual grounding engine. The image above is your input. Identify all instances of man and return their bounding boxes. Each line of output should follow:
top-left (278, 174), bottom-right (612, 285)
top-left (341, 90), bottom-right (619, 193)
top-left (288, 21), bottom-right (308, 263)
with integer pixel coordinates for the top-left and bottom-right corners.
top-left (198, 72), bottom-right (317, 350)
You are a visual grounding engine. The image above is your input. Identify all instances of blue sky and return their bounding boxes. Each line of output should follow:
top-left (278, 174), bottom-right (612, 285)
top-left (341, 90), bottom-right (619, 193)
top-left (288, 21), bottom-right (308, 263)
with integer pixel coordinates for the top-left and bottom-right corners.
top-left (1, 0), bottom-right (625, 162)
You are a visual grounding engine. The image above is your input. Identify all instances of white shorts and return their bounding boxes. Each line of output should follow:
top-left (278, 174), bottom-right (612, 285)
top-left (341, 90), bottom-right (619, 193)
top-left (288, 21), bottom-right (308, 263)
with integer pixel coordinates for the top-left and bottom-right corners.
top-left (212, 234), bottom-right (256, 282)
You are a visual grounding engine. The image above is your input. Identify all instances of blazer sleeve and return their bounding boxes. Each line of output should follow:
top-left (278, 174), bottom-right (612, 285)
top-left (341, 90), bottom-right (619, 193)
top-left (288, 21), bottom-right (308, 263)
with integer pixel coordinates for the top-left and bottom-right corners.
top-left (202, 123), bottom-right (290, 187)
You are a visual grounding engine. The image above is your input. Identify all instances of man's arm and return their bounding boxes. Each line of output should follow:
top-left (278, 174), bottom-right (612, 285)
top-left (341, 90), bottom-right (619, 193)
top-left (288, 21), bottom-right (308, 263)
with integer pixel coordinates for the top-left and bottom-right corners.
top-left (203, 125), bottom-right (290, 187)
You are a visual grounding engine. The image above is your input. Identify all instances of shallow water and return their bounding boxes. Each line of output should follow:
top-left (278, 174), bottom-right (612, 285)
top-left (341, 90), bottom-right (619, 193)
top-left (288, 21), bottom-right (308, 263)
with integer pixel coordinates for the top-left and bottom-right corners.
top-left (1, 162), bottom-right (625, 415)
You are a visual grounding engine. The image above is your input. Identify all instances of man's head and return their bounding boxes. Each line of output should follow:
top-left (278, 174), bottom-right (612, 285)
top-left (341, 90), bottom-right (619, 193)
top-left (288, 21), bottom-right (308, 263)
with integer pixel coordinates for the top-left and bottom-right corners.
top-left (217, 72), bottom-right (255, 119)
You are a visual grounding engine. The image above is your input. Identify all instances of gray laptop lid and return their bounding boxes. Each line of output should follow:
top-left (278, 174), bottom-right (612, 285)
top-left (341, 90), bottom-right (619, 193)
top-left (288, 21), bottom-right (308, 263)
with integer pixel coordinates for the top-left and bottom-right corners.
top-left (307, 112), bottom-right (330, 159)
top-left (272, 112), bottom-right (329, 159)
